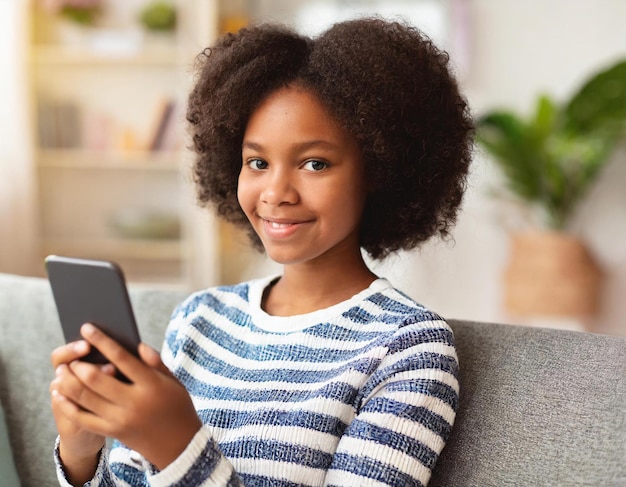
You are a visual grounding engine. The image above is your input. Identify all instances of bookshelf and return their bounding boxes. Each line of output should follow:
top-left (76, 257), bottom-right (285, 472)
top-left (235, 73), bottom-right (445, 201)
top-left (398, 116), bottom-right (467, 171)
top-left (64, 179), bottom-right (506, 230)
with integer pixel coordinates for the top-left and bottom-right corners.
top-left (28, 0), bottom-right (219, 288)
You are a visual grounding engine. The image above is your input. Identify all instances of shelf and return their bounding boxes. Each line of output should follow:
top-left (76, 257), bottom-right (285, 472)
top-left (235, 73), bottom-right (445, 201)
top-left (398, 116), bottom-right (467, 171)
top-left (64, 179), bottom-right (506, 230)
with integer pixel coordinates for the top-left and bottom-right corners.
top-left (31, 44), bottom-right (191, 66)
top-left (28, 0), bottom-right (218, 289)
top-left (37, 149), bottom-right (183, 171)
top-left (43, 238), bottom-right (186, 261)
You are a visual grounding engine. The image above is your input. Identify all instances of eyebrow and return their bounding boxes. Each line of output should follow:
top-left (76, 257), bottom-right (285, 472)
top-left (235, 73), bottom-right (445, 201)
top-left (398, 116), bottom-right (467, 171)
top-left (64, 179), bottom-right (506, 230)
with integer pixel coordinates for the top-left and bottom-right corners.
top-left (242, 140), bottom-right (338, 152)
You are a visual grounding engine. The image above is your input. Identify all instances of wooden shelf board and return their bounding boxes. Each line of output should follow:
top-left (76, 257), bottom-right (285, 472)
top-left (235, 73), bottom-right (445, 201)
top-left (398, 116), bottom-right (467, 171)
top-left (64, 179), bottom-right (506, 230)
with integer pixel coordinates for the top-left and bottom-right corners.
top-left (37, 149), bottom-right (183, 171)
top-left (31, 45), bottom-right (190, 66)
top-left (42, 238), bottom-right (186, 261)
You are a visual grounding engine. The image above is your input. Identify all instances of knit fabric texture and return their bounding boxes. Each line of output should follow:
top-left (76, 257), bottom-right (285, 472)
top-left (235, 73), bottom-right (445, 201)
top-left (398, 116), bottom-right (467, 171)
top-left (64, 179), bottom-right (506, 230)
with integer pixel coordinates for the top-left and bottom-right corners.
top-left (55, 276), bottom-right (459, 486)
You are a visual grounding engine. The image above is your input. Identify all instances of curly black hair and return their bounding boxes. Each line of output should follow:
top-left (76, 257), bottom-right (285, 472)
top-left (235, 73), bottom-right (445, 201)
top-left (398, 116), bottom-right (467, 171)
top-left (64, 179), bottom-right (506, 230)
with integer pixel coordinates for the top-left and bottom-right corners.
top-left (187, 18), bottom-right (473, 259)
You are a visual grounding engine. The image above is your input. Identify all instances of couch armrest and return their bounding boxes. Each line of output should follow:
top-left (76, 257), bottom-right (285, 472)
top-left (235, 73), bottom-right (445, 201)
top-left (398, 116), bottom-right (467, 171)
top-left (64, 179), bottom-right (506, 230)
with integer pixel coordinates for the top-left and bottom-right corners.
top-left (430, 320), bottom-right (626, 486)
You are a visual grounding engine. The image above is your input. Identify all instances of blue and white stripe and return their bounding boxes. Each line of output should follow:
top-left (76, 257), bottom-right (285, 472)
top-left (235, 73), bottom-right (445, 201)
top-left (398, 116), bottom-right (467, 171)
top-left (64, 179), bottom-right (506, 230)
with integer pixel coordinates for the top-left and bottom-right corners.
top-left (57, 276), bottom-right (458, 486)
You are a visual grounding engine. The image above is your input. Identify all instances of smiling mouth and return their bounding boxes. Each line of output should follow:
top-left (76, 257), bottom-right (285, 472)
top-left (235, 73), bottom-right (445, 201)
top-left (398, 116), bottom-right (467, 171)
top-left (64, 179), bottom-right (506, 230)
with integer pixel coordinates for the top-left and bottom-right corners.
top-left (261, 216), bottom-right (308, 226)
top-left (267, 221), bottom-right (294, 229)
top-left (260, 217), bottom-right (311, 237)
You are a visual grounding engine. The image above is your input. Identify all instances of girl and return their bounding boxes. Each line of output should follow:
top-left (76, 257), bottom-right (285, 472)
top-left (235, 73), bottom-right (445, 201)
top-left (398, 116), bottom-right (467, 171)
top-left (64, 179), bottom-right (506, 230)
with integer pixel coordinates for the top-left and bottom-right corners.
top-left (50, 18), bottom-right (473, 486)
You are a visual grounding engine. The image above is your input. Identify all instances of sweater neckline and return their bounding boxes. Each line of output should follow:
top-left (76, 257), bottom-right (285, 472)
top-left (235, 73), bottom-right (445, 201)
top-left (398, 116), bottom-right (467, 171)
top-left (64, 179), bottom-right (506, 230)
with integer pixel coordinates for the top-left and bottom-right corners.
top-left (247, 275), bottom-right (392, 333)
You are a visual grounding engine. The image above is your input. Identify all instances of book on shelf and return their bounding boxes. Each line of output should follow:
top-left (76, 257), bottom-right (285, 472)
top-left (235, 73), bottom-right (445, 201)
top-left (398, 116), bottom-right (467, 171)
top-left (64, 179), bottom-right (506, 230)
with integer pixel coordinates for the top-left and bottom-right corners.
top-left (37, 100), bottom-right (82, 149)
top-left (147, 98), bottom-right (179, 152)
top-left (37, 100), bottom-right (56, 149)
top-left (36, 96), bottom-right (183, 159)
top-left (83, 111), bottom-right (113, 152)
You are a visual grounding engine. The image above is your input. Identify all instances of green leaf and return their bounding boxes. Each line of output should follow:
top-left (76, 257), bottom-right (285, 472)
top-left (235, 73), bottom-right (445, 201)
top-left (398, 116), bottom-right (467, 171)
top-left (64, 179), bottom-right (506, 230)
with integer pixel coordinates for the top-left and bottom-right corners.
top-left (478, 111), bottom-right (547, 204)
top-left (478, 112), bottom-right (526, 144)
top-left (565, 59), bottom-right (626, 136)
top-left (476, 59), bottom-right (626, 230)
top-left (531, 95), bottom-right (559, 139)
top-left (476, 56), bottom-right (626, 230)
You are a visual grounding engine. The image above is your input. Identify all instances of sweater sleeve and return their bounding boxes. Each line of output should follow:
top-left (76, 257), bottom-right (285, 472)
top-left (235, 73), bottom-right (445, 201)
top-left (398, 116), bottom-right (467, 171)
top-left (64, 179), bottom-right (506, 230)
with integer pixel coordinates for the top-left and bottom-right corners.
top-left (323, 319), bottom-right (459, 487)
top-left (54, 295), bottom-right (245, 487)
top-left (136, 298), bottom-right (244, 487)
top-left (53, 436), bottom-right (114, 487)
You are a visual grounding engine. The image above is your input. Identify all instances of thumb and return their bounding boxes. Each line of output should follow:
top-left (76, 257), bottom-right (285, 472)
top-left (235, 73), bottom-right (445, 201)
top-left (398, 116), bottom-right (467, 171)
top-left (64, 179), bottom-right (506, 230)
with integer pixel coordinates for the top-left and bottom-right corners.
top-left (138, 343), bottom-right (171, 376)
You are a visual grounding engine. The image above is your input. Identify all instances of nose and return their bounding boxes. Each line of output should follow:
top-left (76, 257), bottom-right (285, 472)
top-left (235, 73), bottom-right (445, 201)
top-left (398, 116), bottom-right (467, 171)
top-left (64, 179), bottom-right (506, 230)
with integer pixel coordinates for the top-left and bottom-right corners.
top-left (261, 169), bottom-right (299, 206)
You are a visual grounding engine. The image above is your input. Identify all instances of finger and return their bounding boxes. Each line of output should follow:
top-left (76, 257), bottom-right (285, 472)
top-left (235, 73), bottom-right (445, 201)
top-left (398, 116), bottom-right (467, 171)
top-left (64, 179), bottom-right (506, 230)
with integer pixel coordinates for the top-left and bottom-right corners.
top-left (138, 343), bottom-right (171, 376)
top-left (50, 369), bottom-right (90, 422)
top-left (61, 361), bottom-right (121, 415)
top-left (50, 387), bottom-right (79, 418)
top-left (80, 324), bottom-right (148, 383)
top-left (51, 363), bottom-right (83, 394)
top-left (51, 389), bottom-right (114, 438)
top-left (51, 341), bottom-right (91, 368)
top-left (100, 363), bottom-right (116, 376)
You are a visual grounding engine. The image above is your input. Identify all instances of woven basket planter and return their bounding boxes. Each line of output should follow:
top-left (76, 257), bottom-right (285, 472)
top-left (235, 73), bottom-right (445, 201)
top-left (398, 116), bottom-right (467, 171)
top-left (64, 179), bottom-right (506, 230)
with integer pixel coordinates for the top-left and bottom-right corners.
top-left (504, 232), bottom-right (602, 317)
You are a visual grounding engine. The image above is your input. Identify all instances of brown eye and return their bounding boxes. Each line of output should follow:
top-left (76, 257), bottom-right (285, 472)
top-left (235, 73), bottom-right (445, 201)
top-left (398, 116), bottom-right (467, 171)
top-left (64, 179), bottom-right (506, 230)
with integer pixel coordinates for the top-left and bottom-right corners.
top-left (248, 158), bottom-right (268, 170)
top-left (303, 160), bottom-right (328, 171)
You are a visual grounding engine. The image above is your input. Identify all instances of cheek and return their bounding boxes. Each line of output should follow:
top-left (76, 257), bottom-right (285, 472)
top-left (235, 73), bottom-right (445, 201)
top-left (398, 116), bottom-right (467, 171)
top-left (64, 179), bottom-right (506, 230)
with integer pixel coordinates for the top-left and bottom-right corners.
top-left (341, 174), bottom-right (367, 216)
top-left (324, 181), bottom-right (367, 228)
top-left (236, 174), bottom-right (252, 216)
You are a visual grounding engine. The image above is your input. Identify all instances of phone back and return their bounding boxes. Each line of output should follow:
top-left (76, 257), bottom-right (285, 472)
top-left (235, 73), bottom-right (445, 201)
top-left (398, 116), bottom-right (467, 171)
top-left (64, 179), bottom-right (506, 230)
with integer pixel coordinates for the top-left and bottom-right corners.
top-left (45, 256), bottom-right (140, 364)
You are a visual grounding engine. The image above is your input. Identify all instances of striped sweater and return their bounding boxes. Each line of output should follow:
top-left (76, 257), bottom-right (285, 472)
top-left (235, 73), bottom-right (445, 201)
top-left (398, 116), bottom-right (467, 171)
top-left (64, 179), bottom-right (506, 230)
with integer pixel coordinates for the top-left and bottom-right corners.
top-left (55, 276), bottom-right (459, 486)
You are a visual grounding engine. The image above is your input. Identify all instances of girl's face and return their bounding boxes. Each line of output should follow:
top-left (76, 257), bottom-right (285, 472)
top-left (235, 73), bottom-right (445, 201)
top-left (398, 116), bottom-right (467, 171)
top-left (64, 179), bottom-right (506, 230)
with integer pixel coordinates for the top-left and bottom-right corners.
top-left (238, 85), bottom-right (367, 267)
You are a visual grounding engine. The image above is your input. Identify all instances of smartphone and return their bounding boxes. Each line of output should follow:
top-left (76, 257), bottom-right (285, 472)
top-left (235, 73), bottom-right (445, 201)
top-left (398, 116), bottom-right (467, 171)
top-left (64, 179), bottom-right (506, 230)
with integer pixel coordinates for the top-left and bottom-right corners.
top-left (45, 255), bottom-right (141, 380)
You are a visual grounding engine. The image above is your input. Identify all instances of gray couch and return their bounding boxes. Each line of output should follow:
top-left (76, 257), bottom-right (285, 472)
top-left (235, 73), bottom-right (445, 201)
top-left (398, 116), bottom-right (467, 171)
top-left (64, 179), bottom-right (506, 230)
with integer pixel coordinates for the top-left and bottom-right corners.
top-left (0, 272), bottom-right (624, 486)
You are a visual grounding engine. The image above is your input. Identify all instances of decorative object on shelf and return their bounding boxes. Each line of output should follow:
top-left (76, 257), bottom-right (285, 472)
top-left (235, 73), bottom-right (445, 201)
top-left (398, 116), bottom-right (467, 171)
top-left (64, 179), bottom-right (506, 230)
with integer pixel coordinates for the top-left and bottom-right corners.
top-left (41, 0), bottom-right (103, 26)
top-left (477, 59), bottom-right (626, 319)
top-left (139, 1), bottom-right (177, 33)
top-left (40, 0), bottom-right (145, 53)
top-left (108, 208), bottom-right (181, 240)
top-left (39, 0), bottom-right (106, 48)
top-left (219, 0), bottom-right (248, 35)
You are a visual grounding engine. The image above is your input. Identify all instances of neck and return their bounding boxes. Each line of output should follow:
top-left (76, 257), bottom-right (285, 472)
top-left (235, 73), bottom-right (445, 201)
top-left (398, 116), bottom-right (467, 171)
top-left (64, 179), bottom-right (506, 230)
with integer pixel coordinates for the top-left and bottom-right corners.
top-left (263, 252), bottom-right (377, 316)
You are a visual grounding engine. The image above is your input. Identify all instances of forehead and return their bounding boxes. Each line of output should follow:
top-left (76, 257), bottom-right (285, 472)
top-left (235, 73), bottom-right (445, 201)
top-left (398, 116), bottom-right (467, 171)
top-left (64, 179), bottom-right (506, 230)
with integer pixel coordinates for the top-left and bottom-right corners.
top-left (244, 85), bottom-right (347, 141)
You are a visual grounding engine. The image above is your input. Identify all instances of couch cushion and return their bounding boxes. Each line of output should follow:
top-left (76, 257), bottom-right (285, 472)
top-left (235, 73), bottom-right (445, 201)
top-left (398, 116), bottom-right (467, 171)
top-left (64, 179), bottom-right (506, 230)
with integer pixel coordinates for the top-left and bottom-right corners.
top-left (430, 320), bottom-right (626, 487)
top-left (0, 400), bottom-right (20, 486)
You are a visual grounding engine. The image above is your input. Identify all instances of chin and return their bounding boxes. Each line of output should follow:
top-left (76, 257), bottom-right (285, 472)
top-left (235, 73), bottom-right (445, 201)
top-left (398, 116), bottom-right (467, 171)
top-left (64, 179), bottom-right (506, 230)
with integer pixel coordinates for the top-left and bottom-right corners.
top-left (263, 247), bottom-right (316, 266)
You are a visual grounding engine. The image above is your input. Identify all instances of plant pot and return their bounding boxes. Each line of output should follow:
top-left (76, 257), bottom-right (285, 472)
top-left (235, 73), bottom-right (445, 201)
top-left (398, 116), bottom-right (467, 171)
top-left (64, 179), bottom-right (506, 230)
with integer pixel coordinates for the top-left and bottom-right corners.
top-left (504, 231), bottom-right (602, 317)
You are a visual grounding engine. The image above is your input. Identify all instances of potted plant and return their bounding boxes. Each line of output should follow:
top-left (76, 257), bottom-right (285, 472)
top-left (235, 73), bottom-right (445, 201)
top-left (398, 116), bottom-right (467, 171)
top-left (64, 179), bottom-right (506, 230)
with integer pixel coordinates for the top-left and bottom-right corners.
top-left (139, 1), bottom-right (177, 33)
top-left (39, 0), bottom-right (104, 46)
top-left (41, 0), bottom-right (103, 25)
top-left (477, 59), bottom-right (626, 318)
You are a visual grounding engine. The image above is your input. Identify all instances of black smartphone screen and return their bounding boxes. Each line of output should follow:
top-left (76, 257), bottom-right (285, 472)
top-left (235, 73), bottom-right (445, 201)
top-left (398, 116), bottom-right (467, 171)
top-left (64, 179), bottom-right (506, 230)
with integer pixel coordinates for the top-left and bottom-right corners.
top-left (45, 255), bottom-right (141, 368)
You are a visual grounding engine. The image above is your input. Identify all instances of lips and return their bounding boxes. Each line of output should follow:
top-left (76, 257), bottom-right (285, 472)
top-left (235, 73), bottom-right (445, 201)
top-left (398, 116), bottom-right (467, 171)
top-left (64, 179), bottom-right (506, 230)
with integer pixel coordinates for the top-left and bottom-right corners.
top-left (259, 216), bottom-right (311, 239)
top-left (267, 221), bottom-right (293, 229)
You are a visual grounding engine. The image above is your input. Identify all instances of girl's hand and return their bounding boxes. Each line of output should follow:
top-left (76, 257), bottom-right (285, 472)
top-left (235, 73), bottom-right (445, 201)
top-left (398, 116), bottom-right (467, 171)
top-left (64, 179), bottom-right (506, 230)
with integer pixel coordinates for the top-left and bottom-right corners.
top-left (51, 323), bottom-right (202, 471)
top-left (50, 340), bottom-right (110, 485)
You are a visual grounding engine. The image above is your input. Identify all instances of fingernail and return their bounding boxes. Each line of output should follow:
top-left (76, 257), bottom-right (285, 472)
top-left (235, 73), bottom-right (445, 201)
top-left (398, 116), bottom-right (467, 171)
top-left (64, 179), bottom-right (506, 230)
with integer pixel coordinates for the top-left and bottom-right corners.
top-left (73, 341), bottom-right (88, 353)
top-left (101, 363), bottom-right (115, 375)
top-left (55, 365), bottom-right (64, 376)
top-left (142, 343), bottom-right (160, 361)
top-left (51, 389), bottom-right (65, 401)
top-left (82, 323), bottom-right (96, 335)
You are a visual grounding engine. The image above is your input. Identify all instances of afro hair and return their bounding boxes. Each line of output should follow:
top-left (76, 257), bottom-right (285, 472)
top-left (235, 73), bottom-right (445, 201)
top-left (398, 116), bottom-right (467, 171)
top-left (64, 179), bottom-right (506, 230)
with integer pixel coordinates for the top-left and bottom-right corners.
top-left (187, 18), bottom-right (473, 259)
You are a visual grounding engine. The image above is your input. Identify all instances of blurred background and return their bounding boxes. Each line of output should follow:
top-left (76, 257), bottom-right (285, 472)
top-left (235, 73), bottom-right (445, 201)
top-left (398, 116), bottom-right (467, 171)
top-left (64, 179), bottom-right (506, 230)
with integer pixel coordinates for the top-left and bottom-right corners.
top-left (1, 0), bottom-right (625, 336)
